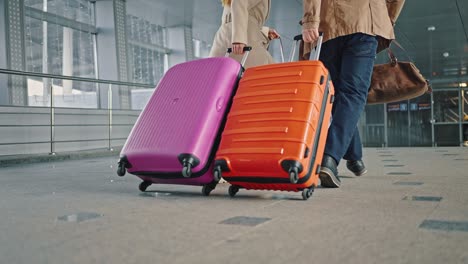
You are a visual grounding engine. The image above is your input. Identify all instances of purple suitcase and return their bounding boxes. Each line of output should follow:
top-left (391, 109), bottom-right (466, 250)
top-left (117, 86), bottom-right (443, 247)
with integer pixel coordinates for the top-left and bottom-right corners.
top-left (117, 56), bottom-right (243, 195)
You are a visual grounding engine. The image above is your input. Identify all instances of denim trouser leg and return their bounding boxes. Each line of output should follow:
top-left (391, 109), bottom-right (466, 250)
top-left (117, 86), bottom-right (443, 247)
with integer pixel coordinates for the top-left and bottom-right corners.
top-left (343, 127), bottom-right (362, 161)
top-left (319, 33), bottom-right (378, 164)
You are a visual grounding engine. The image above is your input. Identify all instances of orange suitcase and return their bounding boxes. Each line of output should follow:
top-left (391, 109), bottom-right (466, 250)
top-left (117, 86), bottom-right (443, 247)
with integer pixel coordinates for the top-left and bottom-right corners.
top-left (213, 35), bottom-right (335, 200)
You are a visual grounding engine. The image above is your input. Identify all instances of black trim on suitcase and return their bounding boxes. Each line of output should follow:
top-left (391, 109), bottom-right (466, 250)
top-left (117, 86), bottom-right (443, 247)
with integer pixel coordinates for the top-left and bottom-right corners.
top-left (131, 68), bottom-right (244, 179)
top-left (222, 76), bottom-right (331, 185)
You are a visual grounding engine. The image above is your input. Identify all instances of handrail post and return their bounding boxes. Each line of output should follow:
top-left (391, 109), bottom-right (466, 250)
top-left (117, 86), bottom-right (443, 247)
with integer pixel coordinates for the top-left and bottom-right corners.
top-left (108, 84), bottom-right (113, 151)
top-left (49, 79), bottom-right (55, 155)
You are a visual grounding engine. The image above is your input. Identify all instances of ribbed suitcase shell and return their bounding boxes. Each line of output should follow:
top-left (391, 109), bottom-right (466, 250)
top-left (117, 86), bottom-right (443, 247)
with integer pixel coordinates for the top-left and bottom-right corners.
top-left (119, 57), bottom-right (242, 188)
top-left (215, 60), bottom-right (334, 194)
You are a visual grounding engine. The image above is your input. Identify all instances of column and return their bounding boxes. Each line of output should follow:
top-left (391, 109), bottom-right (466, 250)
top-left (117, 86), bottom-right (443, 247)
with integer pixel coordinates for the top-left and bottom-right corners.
top-left (4, 0), bottom-right (27, 105)
top-left (166, 26), bottom-right (194, 67)
top-left (0, 0), bottom-right (9, 105)
top-left (95, 0), bottom-right (130, 109)
top-left (62, 27), bottom-right (73, 94)
top-left (113, 0), bottom-right (130, 109)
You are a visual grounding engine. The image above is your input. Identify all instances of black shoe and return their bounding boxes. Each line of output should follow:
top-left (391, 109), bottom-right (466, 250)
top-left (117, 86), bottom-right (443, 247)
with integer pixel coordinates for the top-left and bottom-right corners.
top-left (346, 160), bottom-right (367, 176)
top-left (319, 155), bottom-right (341, 188)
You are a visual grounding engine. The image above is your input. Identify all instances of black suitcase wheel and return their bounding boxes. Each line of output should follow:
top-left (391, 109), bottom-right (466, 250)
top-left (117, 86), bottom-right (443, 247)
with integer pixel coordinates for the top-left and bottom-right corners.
top-left (213, 166), bottom-right (222, 182)
top-left (182, 163), bottom-right (192, 178)
top-left (302, 188), bottom-right (313, 200)
top-left (117, 163), bottom-right (126, 177)
top-left (289, 167), bottom-right (299, 184)
top-left (228, 185), bottom-right (239, 197)
top-left (139, 181), bottom-right (152, 192)
top-left (202, 185), bottom-right (214, 196)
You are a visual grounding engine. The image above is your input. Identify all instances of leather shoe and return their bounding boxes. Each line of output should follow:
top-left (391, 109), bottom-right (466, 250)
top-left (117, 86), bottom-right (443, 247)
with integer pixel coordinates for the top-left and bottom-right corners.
top-left (346, 160), bottom-right (367, 176)
top-left (319, 155), bottom-right (341, 188)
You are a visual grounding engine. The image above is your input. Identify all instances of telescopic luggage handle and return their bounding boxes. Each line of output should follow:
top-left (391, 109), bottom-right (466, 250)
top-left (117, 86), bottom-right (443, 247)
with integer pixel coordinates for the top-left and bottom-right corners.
top-left (265, 36), bottom-right (285, 63)
top-left (277, 37), bottom-right (285, 63)
top-left (226, 46), bottom-right (253, 67)
top-left (264, 35), bottom-right (292, 63)
top-left (290, 33), bottom-right (323, 62)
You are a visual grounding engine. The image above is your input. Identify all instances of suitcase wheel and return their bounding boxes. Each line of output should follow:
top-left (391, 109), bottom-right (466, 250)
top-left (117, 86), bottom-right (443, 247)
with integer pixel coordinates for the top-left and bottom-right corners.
top-left (202, 185), bottom-right (214, 196)
top-left (117, 156), bottom-right (130, 177)
top-left (228, 185), bottom-right (239, 197)
top-left (302, 188), bottom-right (313, 200)
top-left (117, 164), bottom-right (126, 177)
top-left (213, 166), bottom-right (222, 182)
top-left (282, 161), bottom-right (302, 184)
top-left (182, 164), bottom-right (192, 178)
top-left (289, 167), bottom-right (299, 184)
top-left (178, 154), bottom-right (200, 178)
top-left (139, 181), bottom-right (152, 192)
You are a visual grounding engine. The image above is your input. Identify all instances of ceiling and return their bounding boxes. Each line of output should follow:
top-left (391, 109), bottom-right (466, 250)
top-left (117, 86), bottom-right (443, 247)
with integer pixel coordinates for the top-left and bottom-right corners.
top-left (394, 0), bottom-right (467, 82)
top-left (127, 0), bottom-right (467, 83)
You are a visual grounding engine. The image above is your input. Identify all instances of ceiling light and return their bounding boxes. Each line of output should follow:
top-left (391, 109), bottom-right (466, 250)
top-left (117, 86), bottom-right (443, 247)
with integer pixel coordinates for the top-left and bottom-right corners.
top-left (427, 26), bottom-right (436, 31)
top-left (443, 52), bottom-right (449, 57)
top-left (459, 83), bottom-right (467, 88)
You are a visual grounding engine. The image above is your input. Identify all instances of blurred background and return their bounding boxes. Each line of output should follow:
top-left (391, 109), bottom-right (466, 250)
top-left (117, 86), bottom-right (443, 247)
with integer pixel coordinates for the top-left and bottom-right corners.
top-left (0, 0), bottom-right (467, 157)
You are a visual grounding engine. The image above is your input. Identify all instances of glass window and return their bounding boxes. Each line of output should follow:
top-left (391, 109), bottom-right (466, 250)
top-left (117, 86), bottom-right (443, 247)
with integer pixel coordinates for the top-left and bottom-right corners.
top-left (361, 104), bottom-right (385, 147)
top-left (125, 14), bottom-right (169, 109)
top-left (193, 39), bottom-right (212, 59)
top-left (24, 0), bottom-right (94, 24)
top-left (23, 0), bottom-right (96, 107)
top-left (24, 16), bottom-right (95, 77)
top-left (409, 94), bottom-right (432, 146)
top-left (435, 125), bottom-right (460, 146)
top-left (364, 104), bottom-right (384, 124)
top-left (433, 90), bottom-right (460, 123)
top-left (126, 15), bottom-right (166, 85)
top-left (363, 125), bottom-right (385, 147)
top-left (387, 100), bottom-right (409, 147)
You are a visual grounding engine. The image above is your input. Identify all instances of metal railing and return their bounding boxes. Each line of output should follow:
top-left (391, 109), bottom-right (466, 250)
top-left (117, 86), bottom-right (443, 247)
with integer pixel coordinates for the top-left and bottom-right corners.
top-left (0, 68), bottom-right (154, 155)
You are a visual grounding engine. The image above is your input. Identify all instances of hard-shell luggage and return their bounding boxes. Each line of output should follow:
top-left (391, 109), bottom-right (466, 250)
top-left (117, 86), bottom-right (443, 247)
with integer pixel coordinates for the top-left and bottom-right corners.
top-left (214, 35), bottom-right (335, 200)
top-left (117, 49), bottom-right (250, 196)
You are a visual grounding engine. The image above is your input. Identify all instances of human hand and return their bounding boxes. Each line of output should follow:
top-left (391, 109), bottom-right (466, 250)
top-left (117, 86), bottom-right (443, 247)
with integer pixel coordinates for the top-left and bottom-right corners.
top-left (302, 27), bottom-right (319, 43)
top-left (268, 28), bottom-right (280, 40)
top-left (232, 43), bottom-right (246, 54)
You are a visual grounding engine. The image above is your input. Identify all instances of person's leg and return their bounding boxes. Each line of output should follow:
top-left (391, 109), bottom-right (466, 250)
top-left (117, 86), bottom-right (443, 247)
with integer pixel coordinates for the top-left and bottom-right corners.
top-left (344, 127), bottom-right (368, 176)
top-left (343, 127), bottom-right (362, 161)
top-left (316, 37), bottom-right (343, 187)
top-left (319, 38), bottom-right (342, 87)
top-left (325, 33), bottom-right (377, 161)
top-left (343, 127), bottom-right (368, 176)
top-left (320, 33), bottom-right (377, 187)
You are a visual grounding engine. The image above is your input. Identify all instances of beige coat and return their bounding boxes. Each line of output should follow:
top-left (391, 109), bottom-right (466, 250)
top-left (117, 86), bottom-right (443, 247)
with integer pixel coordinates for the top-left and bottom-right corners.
top-left (209, 0), bottom-right (274, 69)
top-left (302, 0), bottom-right (406, 53)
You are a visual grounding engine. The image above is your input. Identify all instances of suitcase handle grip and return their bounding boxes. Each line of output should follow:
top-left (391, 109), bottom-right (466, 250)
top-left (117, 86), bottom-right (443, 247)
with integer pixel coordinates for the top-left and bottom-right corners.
top-left (226, 46), bottom-right (252, 67)
top-left (226, 46), bottom-right (252, 53)
top-left (289, 33), bottom-right (323, 62)
top-left (293, 34), bottom-right (303, 41)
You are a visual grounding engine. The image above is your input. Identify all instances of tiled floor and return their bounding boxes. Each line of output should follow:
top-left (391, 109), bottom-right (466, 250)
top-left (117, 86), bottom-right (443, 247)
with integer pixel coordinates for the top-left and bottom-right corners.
top-left (0, 147), bottom-right (467, 264)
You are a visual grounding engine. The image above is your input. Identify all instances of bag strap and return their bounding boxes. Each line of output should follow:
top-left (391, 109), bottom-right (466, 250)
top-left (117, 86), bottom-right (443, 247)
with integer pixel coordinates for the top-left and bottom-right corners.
top-left (392, 40), bottom-right (405, 52)
top-left (387, 39), bottom-right (413, 63)
top-left (386, 48), bottom-right (398, 66)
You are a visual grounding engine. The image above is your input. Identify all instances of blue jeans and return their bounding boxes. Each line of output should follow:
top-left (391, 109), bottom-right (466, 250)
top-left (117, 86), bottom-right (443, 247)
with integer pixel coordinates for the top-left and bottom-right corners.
top-left (319, 33), bottom-right (378, 164)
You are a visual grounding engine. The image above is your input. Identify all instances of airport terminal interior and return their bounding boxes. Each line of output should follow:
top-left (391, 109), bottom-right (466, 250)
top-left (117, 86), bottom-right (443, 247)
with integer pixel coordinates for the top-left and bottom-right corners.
top-left (0, 0), bottom-right (467, 263)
